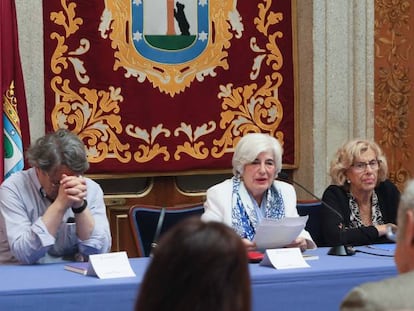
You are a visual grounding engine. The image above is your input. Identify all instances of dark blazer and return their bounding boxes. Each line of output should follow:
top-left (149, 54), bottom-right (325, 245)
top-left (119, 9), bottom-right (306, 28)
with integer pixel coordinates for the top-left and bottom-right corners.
top-left (321, 180), bottom-right (400, 246)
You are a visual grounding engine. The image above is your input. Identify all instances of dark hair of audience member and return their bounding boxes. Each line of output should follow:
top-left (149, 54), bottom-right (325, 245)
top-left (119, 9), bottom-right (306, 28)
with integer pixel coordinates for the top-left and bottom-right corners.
top-left (134, 217), bottom-right (251, 311)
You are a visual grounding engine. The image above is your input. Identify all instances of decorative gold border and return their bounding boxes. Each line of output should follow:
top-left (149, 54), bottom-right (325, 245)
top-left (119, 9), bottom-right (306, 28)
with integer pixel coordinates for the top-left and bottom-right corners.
top-left (47, 0), bottom-right (297, 170)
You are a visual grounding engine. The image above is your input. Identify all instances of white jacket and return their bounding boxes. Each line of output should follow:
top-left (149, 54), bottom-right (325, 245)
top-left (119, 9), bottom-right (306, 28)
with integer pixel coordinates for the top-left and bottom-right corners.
top-left (201, 179), bottom-right (316, 249)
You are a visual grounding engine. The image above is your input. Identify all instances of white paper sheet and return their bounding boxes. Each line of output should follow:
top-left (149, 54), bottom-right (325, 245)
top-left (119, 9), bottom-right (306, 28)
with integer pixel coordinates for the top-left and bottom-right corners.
top-left (253, 216), bottom-right (308, 250)
top-left (88, 251), bottom-right (136, 279)
top-left (260, 248), bottom-right (310, 269)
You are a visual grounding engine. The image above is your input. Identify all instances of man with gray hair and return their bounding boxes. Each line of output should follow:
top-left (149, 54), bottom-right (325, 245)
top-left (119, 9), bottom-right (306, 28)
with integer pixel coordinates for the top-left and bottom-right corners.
top-left (341, 179), bottom-right (414, 310)
top-left (0, 129), bottom-right (111, 264)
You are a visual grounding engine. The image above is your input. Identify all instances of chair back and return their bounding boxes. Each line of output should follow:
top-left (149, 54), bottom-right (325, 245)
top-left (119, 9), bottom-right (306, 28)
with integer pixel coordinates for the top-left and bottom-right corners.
top-left (129, 203), bottom-right (205, 257)
top-left (296, 200), bottom-right (325, 247)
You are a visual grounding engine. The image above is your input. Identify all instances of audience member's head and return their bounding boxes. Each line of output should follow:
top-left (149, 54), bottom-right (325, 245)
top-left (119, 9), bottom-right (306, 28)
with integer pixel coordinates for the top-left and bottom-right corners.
top-left (340, 179), bottom-right (414, 310)
top-left (134, 217), bottom-right (251, 311)
top-left (395, 179), bottom-right (414, 273)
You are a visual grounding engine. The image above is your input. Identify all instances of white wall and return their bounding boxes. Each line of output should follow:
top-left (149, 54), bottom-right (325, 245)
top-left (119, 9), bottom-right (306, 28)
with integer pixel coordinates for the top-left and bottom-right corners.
top-left (15, 0), bottom-right (44, 141)
top-left (296, 0), bottom-right (374, 197)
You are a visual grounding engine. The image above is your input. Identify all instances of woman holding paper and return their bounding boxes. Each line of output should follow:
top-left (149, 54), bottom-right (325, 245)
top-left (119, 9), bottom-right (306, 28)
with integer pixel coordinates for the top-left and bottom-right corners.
top-left (201, 133), bottom-right (316, 252)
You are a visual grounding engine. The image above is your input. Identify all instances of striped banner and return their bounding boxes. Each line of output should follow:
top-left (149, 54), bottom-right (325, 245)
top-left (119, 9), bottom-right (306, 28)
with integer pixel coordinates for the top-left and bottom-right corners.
top-left (1, 0), bottom-right (30, 182)
top-left (3, 83), bottom-right (24, 179)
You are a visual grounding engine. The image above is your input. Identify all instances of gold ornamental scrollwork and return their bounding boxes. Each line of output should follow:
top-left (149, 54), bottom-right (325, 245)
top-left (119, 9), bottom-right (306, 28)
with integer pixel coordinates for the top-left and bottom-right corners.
top-left (212, 0), bottom-right (286, 157)
top-left (49, 0), bottom-right (131, 163)
top-left (47, 0), bottom-right (293, 167)
top-left (50, 76), bottom-right (132, 163)
top-left (126, 124), bottom-right (171, 163)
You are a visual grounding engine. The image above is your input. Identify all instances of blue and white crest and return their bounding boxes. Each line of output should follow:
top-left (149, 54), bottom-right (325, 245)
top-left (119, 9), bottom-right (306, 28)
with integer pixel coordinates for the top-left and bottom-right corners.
top-left (132, 0), bottom-right (209, 64)
top-left (101, 0), bottom-right (242, 96)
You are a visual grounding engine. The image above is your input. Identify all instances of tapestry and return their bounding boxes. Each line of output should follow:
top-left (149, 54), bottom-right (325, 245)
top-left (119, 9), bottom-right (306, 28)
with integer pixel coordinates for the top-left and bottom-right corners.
top-left (43, 0), bottom-right (297, 174)
top-left (1, 0), bottom-right (30, 182)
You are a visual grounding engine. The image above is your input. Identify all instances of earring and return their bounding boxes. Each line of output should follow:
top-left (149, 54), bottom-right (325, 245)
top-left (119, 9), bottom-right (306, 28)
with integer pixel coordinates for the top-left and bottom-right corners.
top-left (346, 179), bottom-right (351, 184)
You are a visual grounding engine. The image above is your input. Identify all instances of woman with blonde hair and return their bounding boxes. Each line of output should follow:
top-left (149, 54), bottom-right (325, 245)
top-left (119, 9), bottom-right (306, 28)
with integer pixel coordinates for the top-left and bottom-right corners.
top-left (321, 139), bottom-right (399, 246)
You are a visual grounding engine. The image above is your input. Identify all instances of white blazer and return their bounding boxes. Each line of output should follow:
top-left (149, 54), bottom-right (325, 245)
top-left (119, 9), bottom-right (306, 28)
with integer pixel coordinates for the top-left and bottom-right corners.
top-left (201, 179), bottom-right (316, 249)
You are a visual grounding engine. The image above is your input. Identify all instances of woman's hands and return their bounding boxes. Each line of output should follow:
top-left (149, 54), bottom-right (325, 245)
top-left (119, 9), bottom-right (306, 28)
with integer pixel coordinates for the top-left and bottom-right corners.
top-left (242, 237), bottom-right (308, 252)
top-left (285, 237), bottom-right (308, 252)
top-left (375, 223), bottom-right (397, 237)
top-left (242, 238), bottom-right (257, 251)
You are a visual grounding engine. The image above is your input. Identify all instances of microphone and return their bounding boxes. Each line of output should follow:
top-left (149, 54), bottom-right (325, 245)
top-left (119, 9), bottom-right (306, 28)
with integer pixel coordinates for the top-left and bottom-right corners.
top-left (277, 172), bottom-right (356, 256)
top-left (277, 172), bottom-right (343, 221)
top-left (150, 207), bottom-right (166, 256)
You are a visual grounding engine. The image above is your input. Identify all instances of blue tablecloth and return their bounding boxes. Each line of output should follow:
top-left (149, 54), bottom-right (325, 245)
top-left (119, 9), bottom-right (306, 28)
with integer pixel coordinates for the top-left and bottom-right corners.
top-left (250, 244), bottom-right (397, 310)
top-left (0, 245), bottom-right (397, 311)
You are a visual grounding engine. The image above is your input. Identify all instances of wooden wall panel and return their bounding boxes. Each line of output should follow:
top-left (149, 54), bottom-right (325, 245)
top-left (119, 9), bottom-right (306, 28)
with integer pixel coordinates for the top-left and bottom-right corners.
top-left (374, 1), bottom-right (414, 190)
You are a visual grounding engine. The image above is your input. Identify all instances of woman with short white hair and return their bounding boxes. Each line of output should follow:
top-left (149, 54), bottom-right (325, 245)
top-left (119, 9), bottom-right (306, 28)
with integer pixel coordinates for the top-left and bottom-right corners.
top-left (202, 133), bottom-right (316, 251)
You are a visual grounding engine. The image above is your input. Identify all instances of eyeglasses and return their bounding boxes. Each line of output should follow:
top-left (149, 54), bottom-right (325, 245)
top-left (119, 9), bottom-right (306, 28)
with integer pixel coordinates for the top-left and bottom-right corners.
top-left (48, 177), bottom-right (61, 187)
top-left (44, 171), bottom-right (61, 187)
top-left (351, 159), bottom-right (380, 172)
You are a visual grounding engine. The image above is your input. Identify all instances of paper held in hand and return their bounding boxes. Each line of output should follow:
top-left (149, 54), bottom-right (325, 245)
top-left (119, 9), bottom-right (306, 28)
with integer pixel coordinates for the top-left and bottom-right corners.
top-left (253, 216), bottom-right (308, 251)
top-left (64, 251), bottom-right (136, 279)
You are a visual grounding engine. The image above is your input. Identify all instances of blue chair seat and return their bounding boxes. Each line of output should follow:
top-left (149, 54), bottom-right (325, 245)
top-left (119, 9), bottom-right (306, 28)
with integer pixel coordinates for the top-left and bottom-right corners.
top-left (296, 200), bottom-right (325, 247)
top-left (129, 203), bottom-right (205, 257)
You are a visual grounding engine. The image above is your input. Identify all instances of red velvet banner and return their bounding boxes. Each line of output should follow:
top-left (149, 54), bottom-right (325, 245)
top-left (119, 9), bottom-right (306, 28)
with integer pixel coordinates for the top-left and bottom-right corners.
top-left (43, 0), bottom-right (297, 174)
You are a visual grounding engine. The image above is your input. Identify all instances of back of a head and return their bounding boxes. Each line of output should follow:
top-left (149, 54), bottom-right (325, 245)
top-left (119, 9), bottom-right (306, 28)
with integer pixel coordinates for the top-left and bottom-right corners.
top-left (135, 218), bottom-right (251, 311)
top-left (26, 129), bottom-right (89, 174)
top-left (397, 179), bottom-right (414, 237)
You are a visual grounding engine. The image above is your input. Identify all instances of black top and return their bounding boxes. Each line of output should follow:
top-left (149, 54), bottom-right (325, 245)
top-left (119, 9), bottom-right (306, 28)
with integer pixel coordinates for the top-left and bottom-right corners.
top-left (321, 180), bottom-right (400, 246)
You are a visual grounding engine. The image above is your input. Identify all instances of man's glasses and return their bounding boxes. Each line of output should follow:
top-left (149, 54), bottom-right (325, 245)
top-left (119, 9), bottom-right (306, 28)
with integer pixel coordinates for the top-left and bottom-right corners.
top-left (351, 159), bottom-right (380, 172)
top-left (44, 171), bottom-right (61, 187)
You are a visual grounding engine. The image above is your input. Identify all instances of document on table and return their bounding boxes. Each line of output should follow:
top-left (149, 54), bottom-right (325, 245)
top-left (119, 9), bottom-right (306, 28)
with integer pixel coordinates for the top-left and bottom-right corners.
top-left (253, 216), bottom-right (308, 250)
top-left (260, 248), bottom-right (310, 269)
top-left (64, 251), bottom-right (136, 279)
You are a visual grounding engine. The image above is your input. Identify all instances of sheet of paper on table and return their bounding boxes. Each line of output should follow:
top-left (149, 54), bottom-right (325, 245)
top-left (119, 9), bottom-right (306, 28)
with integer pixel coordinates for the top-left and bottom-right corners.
top-left (260, 248), bottom-right (310, 269)
top-left (253, 216), bottom-right (308, 250)
top-left (64, 251), bottom-right (136, 279)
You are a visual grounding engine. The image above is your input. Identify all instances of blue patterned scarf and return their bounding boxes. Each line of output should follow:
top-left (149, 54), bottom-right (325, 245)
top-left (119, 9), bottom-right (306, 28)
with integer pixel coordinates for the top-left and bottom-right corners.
top-left (231, 176), bottom-right (285, 240)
